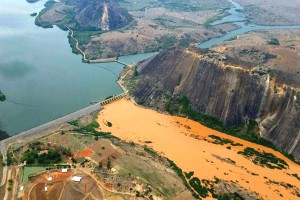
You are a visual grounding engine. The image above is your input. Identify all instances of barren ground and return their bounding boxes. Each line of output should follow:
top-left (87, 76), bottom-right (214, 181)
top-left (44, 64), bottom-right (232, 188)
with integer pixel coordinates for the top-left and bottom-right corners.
top-left (213, 30), bottom-right (300, 87)
top-left (236, 0), bottom-right (300, 25)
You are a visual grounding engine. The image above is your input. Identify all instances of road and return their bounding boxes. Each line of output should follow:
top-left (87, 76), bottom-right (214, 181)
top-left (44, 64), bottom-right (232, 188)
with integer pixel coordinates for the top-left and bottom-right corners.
top-left (0, 103), bottom-right (103, 187)
top-left (0, 140), bottom-right (7, 187)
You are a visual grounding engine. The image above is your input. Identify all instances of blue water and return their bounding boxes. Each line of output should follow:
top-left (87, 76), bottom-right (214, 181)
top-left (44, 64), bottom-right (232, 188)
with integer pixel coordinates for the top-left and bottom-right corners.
top-left (198, 0), bottom-right (300, 49)
top-left (0, 0), bottom-right (157, 136)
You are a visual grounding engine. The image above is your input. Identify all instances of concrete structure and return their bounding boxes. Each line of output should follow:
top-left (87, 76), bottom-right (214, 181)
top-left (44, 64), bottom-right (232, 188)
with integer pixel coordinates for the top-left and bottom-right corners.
top-left (100, 93), bottom-right (127, 106)
top-left (72, 176), bottom-right (82, 182)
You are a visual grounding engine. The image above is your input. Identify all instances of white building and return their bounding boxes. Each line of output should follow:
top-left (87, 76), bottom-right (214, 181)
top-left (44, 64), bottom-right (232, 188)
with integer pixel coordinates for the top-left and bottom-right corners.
top-left (72, 176), bottom-right (82, 182)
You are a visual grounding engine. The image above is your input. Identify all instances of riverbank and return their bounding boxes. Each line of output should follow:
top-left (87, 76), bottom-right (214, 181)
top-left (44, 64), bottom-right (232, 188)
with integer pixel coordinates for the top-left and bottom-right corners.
top-left (97, 98), bottom-right (300, 199)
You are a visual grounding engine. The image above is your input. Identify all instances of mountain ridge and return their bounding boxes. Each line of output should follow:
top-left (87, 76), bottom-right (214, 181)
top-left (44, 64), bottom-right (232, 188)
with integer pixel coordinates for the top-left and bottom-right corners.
top-left (123, 47), bottom-right (300, 159)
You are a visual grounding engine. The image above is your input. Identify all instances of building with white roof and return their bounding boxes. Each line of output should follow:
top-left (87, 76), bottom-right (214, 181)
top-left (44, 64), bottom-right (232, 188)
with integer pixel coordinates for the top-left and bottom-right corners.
top-left (72, 176), bottom-right (82, 182)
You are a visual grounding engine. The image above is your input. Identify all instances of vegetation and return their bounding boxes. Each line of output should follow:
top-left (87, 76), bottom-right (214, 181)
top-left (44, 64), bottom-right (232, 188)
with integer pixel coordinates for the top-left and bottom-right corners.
top-left (6, 153), bottom-right (13, 166)
top-left (133, 66), bottom-right (139, 77)
top-left (30, 13), bottom-right (37, 17)
top-left (165, 95), bottom-right (300, 165)
top-left (189, 177), bottom-right (209, 198)
top-left (106, 157), bottom-right (112, 170)
top-left (166, 96), bottom-right (276, 148)
top-left (204, 15), bottom-right (223, 28)
top-left (168, 159), bottom-right (200, 199)
top-left (157, 1), bottom-right (201, 12)
top-left (238, 147), bottom-right (288, 170)
top-left (23, 149), bottom-right (62, 164)
top-left (208, 135), bottom-right (243, 146)
top-left (217, 193), bottom-right (244, 200)
top-left (291, 173), bottom-right (300, 181)
top-left (71, 120), bottom-right (118, 139)
top-left (184, 171), bottom-right (194, 179)
top-left (0, 90), bottom-right (6, 101)
top-left (156, 35), bottom-right (178, 50)
top-left (107, 121), bottom-right (113, 127)
top-left (143, 146), bottom-right (157, 157)
top-left (179, 34), bottom-right (197, 47)
top-left (26, 0), bottom-right (39, 3)
top-left (268, 38), bottom-right (280, 46)
top-left (29, 141), bottom-right (44, 150)
top-left (68, 119), bottom-right (80, 127)
top-left (8, 179), bottom-right (13, 191)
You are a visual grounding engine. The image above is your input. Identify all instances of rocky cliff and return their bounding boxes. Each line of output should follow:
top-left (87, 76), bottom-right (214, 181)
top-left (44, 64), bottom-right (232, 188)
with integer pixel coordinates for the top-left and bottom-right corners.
top-left (125, 47), bottom-right (300, 159)
top-left (38, 0), bottom-right (132, 31)
top-left (73, 0), bottom-right (131, 30)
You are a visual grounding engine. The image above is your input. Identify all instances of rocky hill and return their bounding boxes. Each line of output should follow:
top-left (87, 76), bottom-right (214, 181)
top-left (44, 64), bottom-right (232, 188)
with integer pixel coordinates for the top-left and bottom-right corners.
top-left (124, 47), bottom-right (300, 159)
top-left (36, 0), bottom-right (132, 31)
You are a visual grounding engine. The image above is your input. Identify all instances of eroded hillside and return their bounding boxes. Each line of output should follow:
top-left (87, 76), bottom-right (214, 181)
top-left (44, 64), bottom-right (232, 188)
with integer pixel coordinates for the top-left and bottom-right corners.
top-left (122, 47), bottom-right (300, 159)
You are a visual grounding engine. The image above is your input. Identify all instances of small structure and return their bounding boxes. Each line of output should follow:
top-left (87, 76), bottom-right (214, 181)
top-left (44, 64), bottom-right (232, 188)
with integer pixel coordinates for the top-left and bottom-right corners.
top-left (76, 157), bottom-right (86, 164)
top-left (44, 186), bottom-right (48, 191)
top-left (47, 177), bottom-right (53, 181)
top-left (38, 150), bottom-right (48, 156)
top-left (111, 168), bottom-right (117, 173)
top-left (20, 186), bottom-right (24, 191)
top-left (72, 176), bottom-right (82, 182)
top-left (62, 168), bottom-right (68, 173)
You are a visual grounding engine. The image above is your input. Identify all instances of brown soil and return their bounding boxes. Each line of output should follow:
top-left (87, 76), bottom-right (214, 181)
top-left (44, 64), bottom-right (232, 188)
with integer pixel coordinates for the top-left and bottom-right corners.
top-left (73, 148), bottom-right (94, 159)
top-left (213, 30), bottom-right (300, 87)
top-left (97, 99), bottom-right (300, 200)
top-left (236, 0), bottom-right (300, 25)
top-left (88, 139), bottom-right (124, 163)
top-left (24, 170), bottom-right (106, 200)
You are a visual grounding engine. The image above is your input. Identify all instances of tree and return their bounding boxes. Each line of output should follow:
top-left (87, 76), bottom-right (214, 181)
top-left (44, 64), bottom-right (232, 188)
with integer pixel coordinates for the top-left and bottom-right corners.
top-left (106, 157), bottom-right (111, 170)
top-left (133, 66), bottom-right (139, 77)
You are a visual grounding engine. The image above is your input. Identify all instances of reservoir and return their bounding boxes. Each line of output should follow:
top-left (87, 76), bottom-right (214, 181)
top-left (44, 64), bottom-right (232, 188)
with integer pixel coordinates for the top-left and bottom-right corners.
top-left (0, 0), bottom-right (156, 136)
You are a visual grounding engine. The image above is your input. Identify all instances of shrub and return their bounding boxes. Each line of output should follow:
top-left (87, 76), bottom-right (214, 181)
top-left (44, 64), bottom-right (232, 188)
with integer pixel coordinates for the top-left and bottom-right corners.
top-left (268, 38), bottom-right (280, 46)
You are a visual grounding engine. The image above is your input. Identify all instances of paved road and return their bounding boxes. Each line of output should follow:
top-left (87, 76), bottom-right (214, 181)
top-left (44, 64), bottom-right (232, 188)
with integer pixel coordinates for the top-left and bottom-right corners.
top-left (0, 103), bottom-right (103, 187)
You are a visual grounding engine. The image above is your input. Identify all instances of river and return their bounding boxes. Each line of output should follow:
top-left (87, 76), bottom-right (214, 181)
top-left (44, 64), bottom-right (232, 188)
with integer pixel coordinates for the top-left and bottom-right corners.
top-left (198, 0), bottom-right (300, 48)
top-left (0, 0), bottom-right (299, 138)
top-left (0, 0), bottom-right (157, 136)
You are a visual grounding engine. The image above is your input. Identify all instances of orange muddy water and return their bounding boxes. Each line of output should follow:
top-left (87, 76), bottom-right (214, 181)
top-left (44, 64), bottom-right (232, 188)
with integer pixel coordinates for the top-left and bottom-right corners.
top-left (97, 99), bottom-right (300, 199)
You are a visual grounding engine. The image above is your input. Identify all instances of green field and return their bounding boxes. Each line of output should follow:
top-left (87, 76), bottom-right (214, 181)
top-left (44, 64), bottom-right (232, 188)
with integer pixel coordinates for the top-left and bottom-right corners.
top-left (22, 166), bottom-right (49, 182)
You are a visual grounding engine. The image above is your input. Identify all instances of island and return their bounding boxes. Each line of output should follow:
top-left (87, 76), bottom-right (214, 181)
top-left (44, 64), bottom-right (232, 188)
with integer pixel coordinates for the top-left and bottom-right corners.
top-left (30, 12), bottom-right (37, 17)
top-left (0, 90), bottom-right (5, 102)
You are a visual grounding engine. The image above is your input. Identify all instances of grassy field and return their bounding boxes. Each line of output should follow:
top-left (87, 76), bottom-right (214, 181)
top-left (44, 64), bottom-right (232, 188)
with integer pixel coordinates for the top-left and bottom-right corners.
top-left (22, 166), bottom-right (49, 182)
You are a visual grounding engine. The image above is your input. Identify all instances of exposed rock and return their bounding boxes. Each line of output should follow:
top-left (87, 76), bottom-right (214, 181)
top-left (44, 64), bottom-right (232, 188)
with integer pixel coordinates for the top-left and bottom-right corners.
top-left (125, 47), bottom-right (300, 159)
top-left (74, 0), bottom-right (131, 30)
top-left (214, 180), bottom-right (261, 200)
top-left (38, 0), bottom-right (132, 31)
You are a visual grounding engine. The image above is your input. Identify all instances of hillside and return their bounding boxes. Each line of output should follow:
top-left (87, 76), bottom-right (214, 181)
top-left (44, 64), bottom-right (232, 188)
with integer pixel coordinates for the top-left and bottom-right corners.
top-left (33, 0), bottom-right (233, 60)
top-left (36, 0), bottom-right (132, 31)
top-left (122, 47), bottom-right (300, 159)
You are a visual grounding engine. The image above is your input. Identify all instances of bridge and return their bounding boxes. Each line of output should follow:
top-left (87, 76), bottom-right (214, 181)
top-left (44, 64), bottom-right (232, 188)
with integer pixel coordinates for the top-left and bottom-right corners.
top-left (115, 60), bottom-right (129, 66)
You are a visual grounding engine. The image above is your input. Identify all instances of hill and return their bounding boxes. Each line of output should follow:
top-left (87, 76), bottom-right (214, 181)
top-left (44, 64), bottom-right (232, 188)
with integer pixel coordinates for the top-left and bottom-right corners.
top-left (122, 47), bottom-right (300, 160)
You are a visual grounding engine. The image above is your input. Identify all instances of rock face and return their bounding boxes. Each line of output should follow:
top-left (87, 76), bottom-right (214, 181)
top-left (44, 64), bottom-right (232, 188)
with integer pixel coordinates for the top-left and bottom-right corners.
top-left (128, 47), bottom-right (300, 158)
top-left (74, 0), bottom-right (131, 30)
top-left (44, 0), bottom-right (132, 31)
